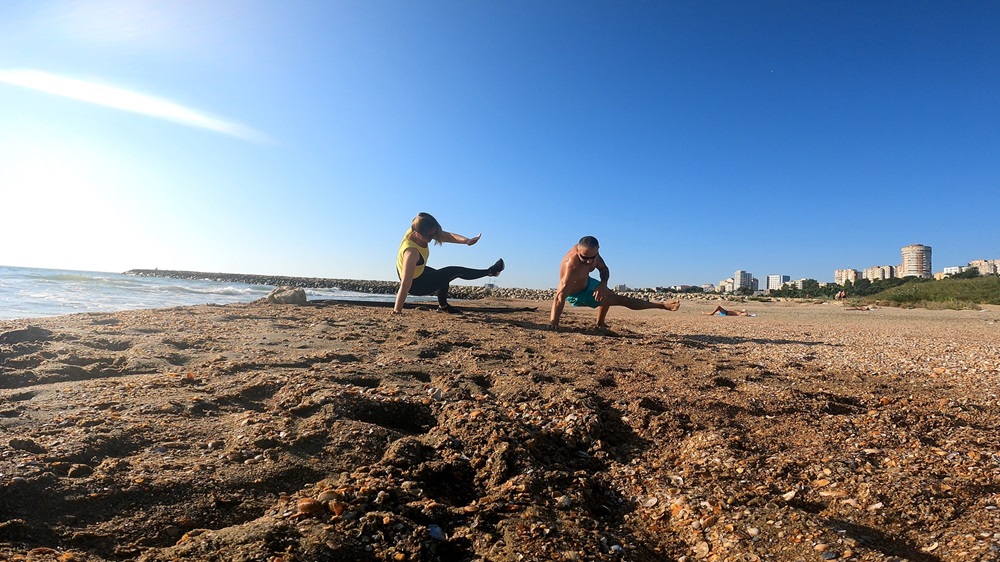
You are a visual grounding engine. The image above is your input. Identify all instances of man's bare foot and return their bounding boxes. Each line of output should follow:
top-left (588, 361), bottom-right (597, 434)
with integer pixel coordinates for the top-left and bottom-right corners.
top-left (662, 299), bottom-right (681, 311)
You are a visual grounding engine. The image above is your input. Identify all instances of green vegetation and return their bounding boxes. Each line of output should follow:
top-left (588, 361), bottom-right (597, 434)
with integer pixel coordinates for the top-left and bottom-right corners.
top-left (843, 276), bottom-right (928, 297)
top-left (869, 275), bottom-right (1000, 309)
top-left (765, 272), bottom-right (1000, 309)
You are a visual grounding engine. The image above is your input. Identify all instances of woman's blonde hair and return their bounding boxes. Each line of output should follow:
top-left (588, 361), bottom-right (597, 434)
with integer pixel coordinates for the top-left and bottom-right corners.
top-left (412, 212), bottom-right (443, 245)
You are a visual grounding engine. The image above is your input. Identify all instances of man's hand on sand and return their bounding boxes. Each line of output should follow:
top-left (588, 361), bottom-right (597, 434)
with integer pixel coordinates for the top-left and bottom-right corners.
top-left (593, 286), bottom-right (611, 302)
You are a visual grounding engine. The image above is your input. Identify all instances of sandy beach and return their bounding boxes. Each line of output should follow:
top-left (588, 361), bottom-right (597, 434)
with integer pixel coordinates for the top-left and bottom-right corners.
top-left (1, 297), bottom-right (999, 561)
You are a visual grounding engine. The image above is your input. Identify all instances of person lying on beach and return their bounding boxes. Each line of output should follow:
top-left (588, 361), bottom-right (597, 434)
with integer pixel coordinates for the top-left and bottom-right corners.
top-left (704, 305), bottom-right (755, 317)
top-left (845, 305), bottom-right (876, 311)
top-left (549, 236), bottom-right (679, 330)
top-left (393, 212), bottom-right (504, 315)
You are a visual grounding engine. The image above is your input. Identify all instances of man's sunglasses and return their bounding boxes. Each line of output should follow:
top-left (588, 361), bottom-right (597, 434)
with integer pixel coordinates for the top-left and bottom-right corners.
top-left (578, 252), bottom-right (598, 263)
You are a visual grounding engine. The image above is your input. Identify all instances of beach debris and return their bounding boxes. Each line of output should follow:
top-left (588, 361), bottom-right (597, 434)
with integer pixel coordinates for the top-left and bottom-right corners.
top-left (427, 524), bottom-right (446, 540)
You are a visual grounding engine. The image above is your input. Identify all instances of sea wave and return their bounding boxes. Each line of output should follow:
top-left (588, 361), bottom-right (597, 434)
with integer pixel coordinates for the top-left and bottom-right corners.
top-left (33, 273), bottom-right (114, 283)
top-left (0, 266), bottom-right (397, 320)
top-left (153, 284), bottom-right (271, 297)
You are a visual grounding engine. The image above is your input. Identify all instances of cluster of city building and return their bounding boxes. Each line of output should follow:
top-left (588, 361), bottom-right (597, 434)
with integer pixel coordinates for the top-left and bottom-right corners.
top-left (833, 244), bottom-right (999, 286)
top-left (639, 243), bottom-right (999, 294)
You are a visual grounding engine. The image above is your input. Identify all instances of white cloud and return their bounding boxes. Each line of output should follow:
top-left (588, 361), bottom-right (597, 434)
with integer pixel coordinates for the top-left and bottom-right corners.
top-left (0, 68), bottom-right (269, 143)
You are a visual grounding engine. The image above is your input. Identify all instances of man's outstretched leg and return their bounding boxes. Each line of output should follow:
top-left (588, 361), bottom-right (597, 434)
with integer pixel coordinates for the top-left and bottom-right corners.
top-left (595, 294), bottom-right (680, 327)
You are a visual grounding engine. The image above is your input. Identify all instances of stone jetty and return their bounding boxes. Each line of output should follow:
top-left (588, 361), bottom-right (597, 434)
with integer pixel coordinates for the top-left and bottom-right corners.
top-left (123, 269), bottom-right (558, 301)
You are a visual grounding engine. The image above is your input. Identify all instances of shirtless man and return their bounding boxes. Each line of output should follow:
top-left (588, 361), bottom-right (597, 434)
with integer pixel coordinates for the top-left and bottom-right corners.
top-left (549, 236), bottom-right (680, 330)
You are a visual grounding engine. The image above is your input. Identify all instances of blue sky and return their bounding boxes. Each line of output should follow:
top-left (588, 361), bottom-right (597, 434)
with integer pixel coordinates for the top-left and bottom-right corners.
top-left (1, 1), bottom-right (997, 290)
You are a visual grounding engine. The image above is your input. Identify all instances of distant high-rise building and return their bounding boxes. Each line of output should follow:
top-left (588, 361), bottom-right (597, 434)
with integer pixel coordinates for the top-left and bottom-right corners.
top-left (900, 244), bottom-right (932, 278)
top-left (834, 269), bottom-right (860, 285)
top-left (734, 270), bottom-right (753, 291)
top-left (766, 275), bottom-right (790, 291)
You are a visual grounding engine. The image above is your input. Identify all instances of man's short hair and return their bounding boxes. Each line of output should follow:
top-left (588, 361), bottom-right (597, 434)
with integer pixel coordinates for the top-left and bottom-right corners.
top-left (578, 236), bottom-right (599, 249)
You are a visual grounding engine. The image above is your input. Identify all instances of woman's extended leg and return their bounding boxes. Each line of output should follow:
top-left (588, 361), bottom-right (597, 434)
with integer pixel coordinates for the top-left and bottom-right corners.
top-left (407, 259), bottom-right (504, 309)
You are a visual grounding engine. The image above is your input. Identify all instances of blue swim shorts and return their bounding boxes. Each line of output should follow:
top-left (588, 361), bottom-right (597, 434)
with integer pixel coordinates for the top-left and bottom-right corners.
top-left (566, 277), bottom-right (601, 308)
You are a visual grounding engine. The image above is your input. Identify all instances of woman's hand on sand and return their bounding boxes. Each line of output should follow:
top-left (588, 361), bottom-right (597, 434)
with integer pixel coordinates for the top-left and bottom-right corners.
top-left (467, 233), bottom-right (482, 246)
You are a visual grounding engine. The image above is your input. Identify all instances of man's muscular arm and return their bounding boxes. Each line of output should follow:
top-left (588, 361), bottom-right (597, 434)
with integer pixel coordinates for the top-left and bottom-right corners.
top-left (593, 257), bottom-right (612, 302)
top-left (549, 256), bottom-right (573, 330)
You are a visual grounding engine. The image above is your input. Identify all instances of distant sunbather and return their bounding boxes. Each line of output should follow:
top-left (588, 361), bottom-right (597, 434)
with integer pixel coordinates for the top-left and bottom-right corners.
top-left (704, 305), bottom-right (754, 317)
top-left (845, 305), bottom-right (876, 311)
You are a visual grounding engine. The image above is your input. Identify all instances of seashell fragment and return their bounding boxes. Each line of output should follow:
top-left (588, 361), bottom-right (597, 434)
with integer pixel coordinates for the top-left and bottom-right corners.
top-left (297, 498), bottom-right (325, 516)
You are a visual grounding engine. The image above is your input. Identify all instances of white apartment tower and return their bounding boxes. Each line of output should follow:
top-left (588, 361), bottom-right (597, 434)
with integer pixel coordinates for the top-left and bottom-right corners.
top-left (766, 275), bottom-right (790, 291)
top-left (900, 244), bottom-right (932, 278)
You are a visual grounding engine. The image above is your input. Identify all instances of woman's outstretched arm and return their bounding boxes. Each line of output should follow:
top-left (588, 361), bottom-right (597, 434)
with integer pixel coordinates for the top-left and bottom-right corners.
top-left (437, 231), bottom-right (482, 246)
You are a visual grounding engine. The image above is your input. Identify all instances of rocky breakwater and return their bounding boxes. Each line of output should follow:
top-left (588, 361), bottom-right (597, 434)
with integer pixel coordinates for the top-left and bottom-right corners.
top-left (124, 269), bottom-right (681, 303)
top-left (125, 269), bottom-right (401, 295)
top-left (124, 269), bottom-right (557, 301)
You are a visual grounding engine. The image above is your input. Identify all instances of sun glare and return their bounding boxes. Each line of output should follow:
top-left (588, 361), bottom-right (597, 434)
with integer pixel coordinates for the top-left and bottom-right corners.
top-left (1, 142), bottom-right (158, 270)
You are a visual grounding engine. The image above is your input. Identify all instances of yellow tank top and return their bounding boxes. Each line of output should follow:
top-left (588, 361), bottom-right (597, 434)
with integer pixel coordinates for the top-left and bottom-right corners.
top-left (396, 228), bottom-right (429, 279)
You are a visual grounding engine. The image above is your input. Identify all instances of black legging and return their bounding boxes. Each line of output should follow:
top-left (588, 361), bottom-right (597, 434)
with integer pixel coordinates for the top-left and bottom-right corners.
top-left (406, 265), bottom-right (492, 307)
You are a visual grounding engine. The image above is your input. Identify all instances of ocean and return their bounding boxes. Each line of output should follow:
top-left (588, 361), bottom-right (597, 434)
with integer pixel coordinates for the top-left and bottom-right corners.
top-left (0, 265), bottom-right (397, 320)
